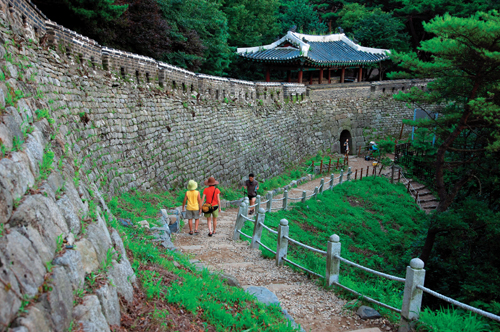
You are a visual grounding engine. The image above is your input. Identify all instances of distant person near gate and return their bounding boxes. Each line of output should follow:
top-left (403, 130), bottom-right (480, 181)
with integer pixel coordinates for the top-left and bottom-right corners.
top-left (344, 139), bottom-right (350, 157)
top-left (182, 180), bottom-right (202, 235)
top-left (244, 173), bottom-right (259, 215)
top-left (201, 177), bottom-right (221, 237)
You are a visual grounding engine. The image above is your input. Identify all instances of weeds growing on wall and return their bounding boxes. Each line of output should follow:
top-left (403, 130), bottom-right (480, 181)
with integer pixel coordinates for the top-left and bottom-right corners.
top-left (107, 194), bottom-right (301, 331)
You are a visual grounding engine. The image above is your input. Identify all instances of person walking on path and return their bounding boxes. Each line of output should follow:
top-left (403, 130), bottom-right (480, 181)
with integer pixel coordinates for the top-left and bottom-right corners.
top-left (243, 173), bottom-right (259, 215)
top-left (182, 180), bottom-right (202, 235)
top-left (201, 176), bottom-right (221, 237)
top-left (344, 139), bottom-right (350, 158)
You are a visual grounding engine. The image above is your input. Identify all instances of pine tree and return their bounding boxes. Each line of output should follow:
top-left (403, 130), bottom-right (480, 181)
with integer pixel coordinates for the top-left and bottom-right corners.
top-left (389, 10), bottom-right (500, 262)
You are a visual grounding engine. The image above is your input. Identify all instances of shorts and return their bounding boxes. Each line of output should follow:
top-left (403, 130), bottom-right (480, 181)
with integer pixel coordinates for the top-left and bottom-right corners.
top-left (248, 195), bottom-right (257, 200)
top-left (204, 208), bottom-right (219, 218)
top-left (185, 210), bottom-right (200, 220)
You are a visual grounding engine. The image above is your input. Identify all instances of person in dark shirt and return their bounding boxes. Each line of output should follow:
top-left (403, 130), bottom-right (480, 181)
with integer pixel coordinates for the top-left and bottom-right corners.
top-left (244, 173), bottom-right (259, 215)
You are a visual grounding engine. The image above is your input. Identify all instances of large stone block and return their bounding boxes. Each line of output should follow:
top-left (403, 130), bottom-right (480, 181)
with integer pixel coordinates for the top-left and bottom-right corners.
top-left (95, 284), bottom-right (121, 326)
top-left (53, 250), bottom-right (85, 291)
top-left (48, 267), bottom-right (74, 331)
top-left (72, 295), bottom-right (110, 332)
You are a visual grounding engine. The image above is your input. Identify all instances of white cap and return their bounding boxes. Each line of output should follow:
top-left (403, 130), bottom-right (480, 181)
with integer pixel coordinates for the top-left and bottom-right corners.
top-left (370, 141), bottom-right (376, 144)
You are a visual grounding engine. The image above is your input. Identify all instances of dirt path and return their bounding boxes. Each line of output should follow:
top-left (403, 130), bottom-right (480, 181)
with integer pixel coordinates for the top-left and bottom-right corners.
top-left (172, 170), bottom-right (398, 332)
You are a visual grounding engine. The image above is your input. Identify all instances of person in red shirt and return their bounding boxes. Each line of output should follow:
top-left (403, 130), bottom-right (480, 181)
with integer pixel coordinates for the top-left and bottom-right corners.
top-left (201, 177), bottom-right (221, 237)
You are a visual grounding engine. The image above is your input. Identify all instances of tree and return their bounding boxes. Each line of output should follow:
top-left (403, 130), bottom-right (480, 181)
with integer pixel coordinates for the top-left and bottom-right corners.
top-left (389, 10), bottom-right (500, 263)
top-left (393, 0), bottom-right (500, 51)
top-left (157, 0), bottom-right (231, 75)
top-left (221, 0), bottom-right (281, 80)
top-left (336, 4), bottom-right (410, 51)
top-left (33, 0), bottom-right (127, 43)
top-left (279, 0), bottom-right (327, 35)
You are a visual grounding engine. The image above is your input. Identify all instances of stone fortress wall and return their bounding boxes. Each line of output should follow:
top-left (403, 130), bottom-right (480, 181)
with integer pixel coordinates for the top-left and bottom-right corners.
top-left (0, 0), bottom-right (430, 196)
top-left (0, 0), bottom-right (433, 331)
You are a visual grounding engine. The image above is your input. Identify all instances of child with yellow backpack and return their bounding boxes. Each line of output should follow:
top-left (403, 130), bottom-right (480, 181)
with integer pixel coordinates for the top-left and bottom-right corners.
top-left (182, 180), bottom-right (202, 235)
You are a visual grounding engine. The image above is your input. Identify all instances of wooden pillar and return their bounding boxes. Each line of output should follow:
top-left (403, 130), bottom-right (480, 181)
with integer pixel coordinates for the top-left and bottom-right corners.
top-left (319, 68), bottom-right (323, 84)
top-left (341, 67), bottom-right (345, 83)
top-left (358, 67), bottom-right (363, 82)
top-left (309, 71), bottom-right (313, 85)
top-left (287, 70), bottom-right (291, 83)
top-left (265, 68), bottom-right (270, 82)
top-left (298, 69), bottom-right (303, 83)
top-left (328, 69), bottom-right (331, 84)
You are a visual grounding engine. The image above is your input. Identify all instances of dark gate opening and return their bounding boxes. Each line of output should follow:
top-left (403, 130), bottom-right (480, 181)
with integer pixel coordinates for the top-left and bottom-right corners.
top-left (340, 130), bottom-right (352, 154)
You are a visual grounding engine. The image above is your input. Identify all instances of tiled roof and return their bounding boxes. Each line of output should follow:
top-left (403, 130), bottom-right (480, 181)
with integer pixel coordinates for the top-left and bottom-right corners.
top-left (237, 32), bottom-right (390, 67)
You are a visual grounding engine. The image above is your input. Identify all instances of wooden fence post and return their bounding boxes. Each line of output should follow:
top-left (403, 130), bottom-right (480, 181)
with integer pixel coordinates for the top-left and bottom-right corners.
top-left (336, 158), bottom-right (340, 169)
top-left (360, 168), bottom-right (363, 180)
top-left (301, 190), bottom-right (306, 203)
top-left (267, 191), bottom-right (273, 212)
top-left (391, 165), bottom-right (395, 184)
top-left (330, 173), bottom-right (334, 190)
top-left (283, 190), bottom-right (288, 210)
top-left (232, 201), bottom-right (247, 240)
top-left (276, 219), bottom-right (289, 266)
top-left (355, 169), bottom-right (358, 180)
top-left (399, 258), bottom-right (426, 332)
top-left (339, 169), bottom-right (344, 185)
top-left (367, 166), bottom-right (369, 177)
top-left (398, 169), bottom-right (401, 183)
top-left (319, 178), bottom-right (325, 194)
top-left (328, 159), bottom-right (332, 173)
top-left (251, 208), bottom-right (266, 249)
top-left (326, 234), bottom-right (341, 286)
top-left (320, 160), bottom-right (323, 174)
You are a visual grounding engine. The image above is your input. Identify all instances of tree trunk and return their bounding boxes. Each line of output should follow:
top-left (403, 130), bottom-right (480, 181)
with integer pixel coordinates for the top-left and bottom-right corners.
top-left (419, 226), bottom-right (440, 264)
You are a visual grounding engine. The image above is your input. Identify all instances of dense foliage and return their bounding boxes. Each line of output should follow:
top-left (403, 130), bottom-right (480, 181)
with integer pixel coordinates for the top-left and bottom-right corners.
top-left (34, 0), bottom-right (499, 78)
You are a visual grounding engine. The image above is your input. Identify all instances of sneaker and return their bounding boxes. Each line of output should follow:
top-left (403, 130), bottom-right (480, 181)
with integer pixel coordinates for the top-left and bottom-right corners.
top-left (208, 232), bottom-right (213, 237)
top-left (249, 210), bottom-right (254, 215)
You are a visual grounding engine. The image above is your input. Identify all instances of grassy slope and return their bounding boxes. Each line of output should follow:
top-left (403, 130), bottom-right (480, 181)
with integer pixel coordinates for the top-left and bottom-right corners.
top-left (107, 191), bottom-right (300, 332)
top-left (240, 176), bottom-right (495, 331)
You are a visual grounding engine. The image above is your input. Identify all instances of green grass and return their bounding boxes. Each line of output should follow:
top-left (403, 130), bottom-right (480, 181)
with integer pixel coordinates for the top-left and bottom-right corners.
top-left (416, 307), bottom-right (491, 332)
top-left (107, 194), bottom-right (301, 331)
top-left (240, 176), bottom-right (427, 321)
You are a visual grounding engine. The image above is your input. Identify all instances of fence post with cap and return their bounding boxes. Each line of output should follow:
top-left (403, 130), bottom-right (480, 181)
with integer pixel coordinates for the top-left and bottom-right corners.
top-left (232, 201), bottom-right (247, 241)
top-left (326, 234), bottom-right (341, 286)
top-left (301, 190), bottom-right (306, 203)
top-left (313, 186), bottom-right (319, 199)
top-left (251, 208), bottom-right (266, 249)
top-left (330, 173), bottom-right (334, 190)
top-left (399, 258), bottom-right (426, 332)
top-left (347, 167), bottom-right (352, 181)
top-left (276, 219), bottom-right (289, 266)
top-left (267, 191), bottom-right (273, 212)
top-left (339, 169), bottom-right (344, 185)
top-left (283, 190), bottom-right (288, 210)
top-left (319, 178), bottom-right (325, 194)
top-left (255, 195), bottom-right (261, 211)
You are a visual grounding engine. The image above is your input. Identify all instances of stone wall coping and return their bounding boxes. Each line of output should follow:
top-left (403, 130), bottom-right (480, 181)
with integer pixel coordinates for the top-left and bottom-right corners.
top-left (198, 73), bottom-right (230, 82)
top-left (46, 20), bottom-right (101, 47)
top-left (158, 62), bottom-right (197, 76)
top-left (102, 46), bottom-right (156, 63)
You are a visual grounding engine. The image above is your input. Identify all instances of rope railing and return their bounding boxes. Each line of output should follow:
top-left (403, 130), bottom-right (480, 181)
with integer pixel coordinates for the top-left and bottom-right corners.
top-left (283, 257), bottom-right (324, 279)
top-left (287, 197), bottom-right (302, 201)
top-left (240, 215), bottom-right (256, 223)
top-left (332, 282), bottom-right (402, 313)
top-left (256, 240), bottom-right (277, 255)
top-left (285, 236), bottom-right (327, 255)
top-left (417, 285), bottom-right (500, 323)
top-left (260, 222), bottom-right (278, 235)
top-left (232, 168), bottom-right (500, 328)
top-left (335, 255), bottom-right (405, 283)
top-left (237, 229), bottom-right (252, 239)
top-left (272, 198), bottom-right (285, 202)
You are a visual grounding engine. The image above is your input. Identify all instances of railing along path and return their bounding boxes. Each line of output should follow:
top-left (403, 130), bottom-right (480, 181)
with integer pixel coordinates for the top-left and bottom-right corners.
top-left (232, 168), bottom-right (500, 332)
